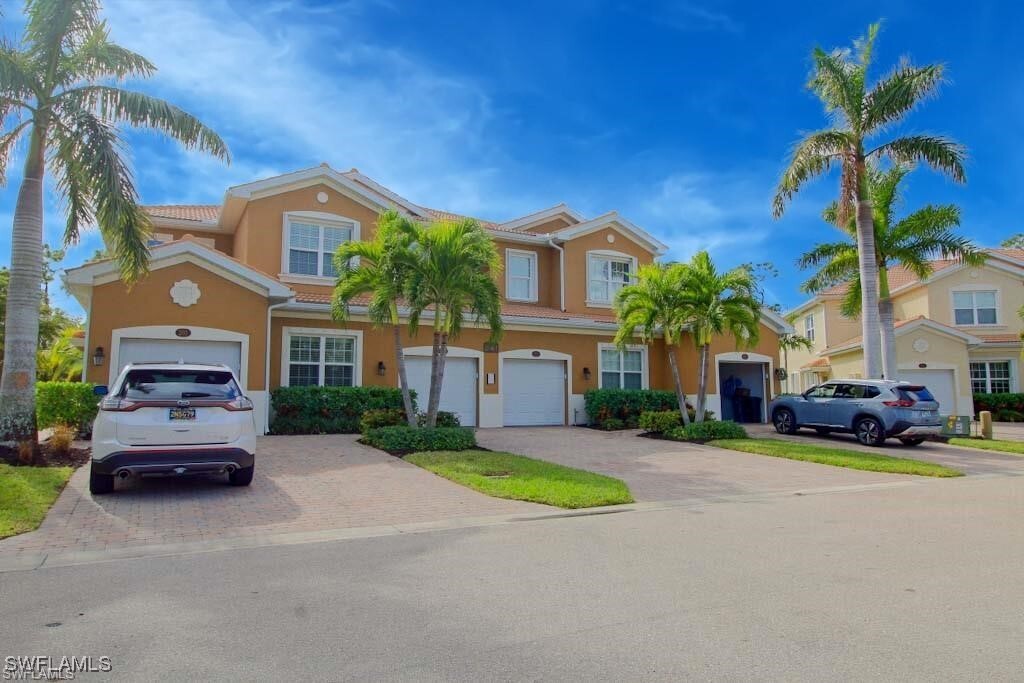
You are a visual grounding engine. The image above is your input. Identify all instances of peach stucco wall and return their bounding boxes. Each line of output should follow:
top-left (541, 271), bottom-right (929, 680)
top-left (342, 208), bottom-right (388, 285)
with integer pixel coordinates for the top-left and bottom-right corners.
top-left (561, 228), bottom-right (654, 315)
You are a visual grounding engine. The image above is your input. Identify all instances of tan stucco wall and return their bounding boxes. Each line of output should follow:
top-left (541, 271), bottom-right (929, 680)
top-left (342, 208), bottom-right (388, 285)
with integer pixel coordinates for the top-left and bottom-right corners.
top-left (785, 303), bottom-right (825, 377)
top-left (493, 239), bottom-right (561, 309)
top-left (85, 262), bottom-right (269, 390)
top-left (892, 287), bottom-right (929, 321)
top-left (920, 265), bottom-right (1024, 335)
top-left (823, 298), bottom-right (861, 348)
top-left (561, 229), bottom-right (654, 315)
top-left (519, 217), bottom-right (574, 234)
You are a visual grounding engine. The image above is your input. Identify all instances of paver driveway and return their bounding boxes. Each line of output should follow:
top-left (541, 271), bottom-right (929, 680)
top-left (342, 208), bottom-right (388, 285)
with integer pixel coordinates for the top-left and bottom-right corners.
top-left (476, 427), bottom-right (917, 502)
top-left (0, 435), bottom-right (543, 558)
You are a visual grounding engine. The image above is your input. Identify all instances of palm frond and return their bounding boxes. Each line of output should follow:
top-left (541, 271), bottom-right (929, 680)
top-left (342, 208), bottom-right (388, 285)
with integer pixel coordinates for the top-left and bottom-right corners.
top-left (807, 48), bottom-right (859, 125)
top-left (58, 20), bottom-right (154, 83)
top-left (24, 0), bottom-right (99, 79)
top-left (0, 120), bottom-right (31, 185)
top-left (869, 135), bottom-right (966, 183)
top-left (796, 240), bottom-right (856, 270)
top-left (49, 124), bottom-right (96, 246)
top-left (773, 130), bottom-right (852, 217)
top-left (863, 61), bottom-right (944, 133)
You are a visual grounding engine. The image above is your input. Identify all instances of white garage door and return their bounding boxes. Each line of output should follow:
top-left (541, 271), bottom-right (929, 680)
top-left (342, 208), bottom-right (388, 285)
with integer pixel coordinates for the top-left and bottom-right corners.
top-left (405, 356), bottom-right (477, 426)
top-left (900, 369), bottom-right (956, 416)
top-left (116, 338), bottom-right (243, 379)
top-left (503, 359), bottom-right (565, 426)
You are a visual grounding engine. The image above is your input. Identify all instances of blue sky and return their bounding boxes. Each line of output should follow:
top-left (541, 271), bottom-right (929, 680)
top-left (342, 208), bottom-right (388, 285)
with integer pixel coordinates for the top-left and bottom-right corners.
top-left (2, 0), bottom-right (1021, 317)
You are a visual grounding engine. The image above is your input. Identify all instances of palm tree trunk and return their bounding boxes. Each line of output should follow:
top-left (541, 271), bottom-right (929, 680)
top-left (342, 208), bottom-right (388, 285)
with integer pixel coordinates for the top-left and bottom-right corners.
top-left (666, 344), bottom-right (691, 427)
top-left (426, 328), bottom-right (442, 428)
top-left (695, 344), bottom-right (710, 423)
top-left (878, 266), bottom-right (898, 381)
top-left (392, 323), bottom-right (417, 426)
top-left (854, 194), bottom-right (883, 379)
top-left (0, 128), bottom-right (45, 444)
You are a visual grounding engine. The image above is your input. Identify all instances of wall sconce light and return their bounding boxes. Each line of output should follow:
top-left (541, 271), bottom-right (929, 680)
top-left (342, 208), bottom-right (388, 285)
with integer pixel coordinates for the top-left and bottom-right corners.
top-left (377, 361), bottom-right (386, 376)
top-left (582, 367), bottom-right (591, 381)
top-left (92, 346), bottom-right (105, 367)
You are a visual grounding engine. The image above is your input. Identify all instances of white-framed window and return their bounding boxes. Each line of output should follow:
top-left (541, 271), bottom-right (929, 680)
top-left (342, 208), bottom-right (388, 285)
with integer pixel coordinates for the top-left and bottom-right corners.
top-left (970, 361), bottom-right (1012, 394)
top-left (282, 212), bottom-right (358, 279)
top-left (953, 290), bottom-right (998, 326)
top-left (587, 251), bottom-right (635, 305)
top-left (598, 344), bottom-right (647, 389)
top-left (283, 328), bottom-right (362, 387)
top-left (505, 249), bottom-right (538, 302)
top-left (804, 314), bottom-right (816, 342)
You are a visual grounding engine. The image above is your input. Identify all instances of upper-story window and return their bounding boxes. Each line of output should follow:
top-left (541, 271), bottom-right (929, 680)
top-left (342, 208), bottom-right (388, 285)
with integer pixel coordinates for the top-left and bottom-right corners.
top-left (283, 212), bottom-right (358, 280)
top-left (506, 249), bottom-right (538, 302)
top-left (588, 252), bottom-right (634, 305)
top-left (953, 290), bottom-right (998, 325)
top-left (804, 314), bottom-right (816, 342)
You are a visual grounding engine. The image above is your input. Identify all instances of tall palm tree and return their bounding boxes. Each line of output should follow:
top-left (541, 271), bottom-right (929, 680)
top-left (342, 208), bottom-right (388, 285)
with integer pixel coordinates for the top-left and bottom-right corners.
top-left (613, 262), bottom-right (693, 426)
top-left (406, 219), bottom-right (503, 427)
top-left (679, 251), bottom-right (761, 423)
top-left (799, 165), bottom-right (984, 380)
top-left (773, 22), bottom-right (966, 379)
top-left (332, 210), bottom-right (418, 426)
top-left (0, 0), bottom-right (229, 441)
top-left (778, 333), bottom-right (813, 392)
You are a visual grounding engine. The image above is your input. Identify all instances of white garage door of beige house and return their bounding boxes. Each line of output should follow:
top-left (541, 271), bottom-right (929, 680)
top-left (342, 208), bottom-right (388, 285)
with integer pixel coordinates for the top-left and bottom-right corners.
top-left (502, 358), bottom-right (566, 426)
top-left (116, 338), bottom-right (243, 379)
top-left (405, 356), bottom-right (478, 426)
top-left (900, 369), bottom-right (957, 416)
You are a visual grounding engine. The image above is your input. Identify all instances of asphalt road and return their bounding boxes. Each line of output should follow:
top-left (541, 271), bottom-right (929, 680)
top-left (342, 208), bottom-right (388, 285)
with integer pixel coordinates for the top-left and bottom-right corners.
top-left (2, 475), bottom-right (1023, 681)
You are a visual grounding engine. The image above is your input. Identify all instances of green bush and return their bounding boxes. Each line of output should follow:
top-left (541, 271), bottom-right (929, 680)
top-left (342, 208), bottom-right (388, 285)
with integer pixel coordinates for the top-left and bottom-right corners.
top-left (416, 411), bottom-right (461, 428)
top-left (638, 410), bottom-right (682, 434)
top-left (584, 389), bottom-right (713, 429)
top-left (36, 381), bottom-right (98, 437)
top-left (600, 418), bottom-right (625, 431)
top-left (363, 426), bottom-right (476, 454)
top-left (270, 386), bottom-right (413, 434)
top-left (973, 393), bottom-right (1024, 419)
top-left (666, 420), bottom-right (748, 442)
top-left (359, 408), bottom-right (408, 434)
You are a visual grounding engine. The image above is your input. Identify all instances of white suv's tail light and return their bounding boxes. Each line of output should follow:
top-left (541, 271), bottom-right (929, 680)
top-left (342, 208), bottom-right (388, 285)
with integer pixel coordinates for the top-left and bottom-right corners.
top-left (100, 397), bottom-right (140, 412)
top-left (224, 396), bottom-right (254, 411)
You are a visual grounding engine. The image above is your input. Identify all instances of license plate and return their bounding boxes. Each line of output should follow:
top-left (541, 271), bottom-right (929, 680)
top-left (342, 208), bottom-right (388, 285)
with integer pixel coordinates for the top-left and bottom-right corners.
top-left (169, 407), bottom-right (196, 421)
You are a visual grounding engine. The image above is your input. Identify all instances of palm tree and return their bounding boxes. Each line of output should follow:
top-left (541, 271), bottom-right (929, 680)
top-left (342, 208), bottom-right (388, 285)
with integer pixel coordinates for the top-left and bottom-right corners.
top-left (679, 251), bottom-right (761, 423)
top-left (36, 328), bottom-right (83, 382)
top-left (405, 219), bottom-right (503, 427)
top-left (613, 262), bottom-right (693, 426)
top-left (0, 0), bottom-right (229, 441)
top-left (332, 210), bottom-right (418, 426)
top-left (778, 333), bottom-right (813, 392)
top-left (799, 165), bottom-right (984, 380)
top-left (773, 22), bottom-right (966, 379)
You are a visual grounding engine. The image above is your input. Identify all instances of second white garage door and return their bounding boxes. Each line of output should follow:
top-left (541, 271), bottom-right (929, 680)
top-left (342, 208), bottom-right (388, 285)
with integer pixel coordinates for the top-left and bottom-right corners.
top-left (900, 369), bottom-right (957, 416)
top-left (405, 356), bottom-right (478, 426)
top-left (116, 338), bottom-right (243, 379)
top-left (503, 359), bottom-right (566, 426)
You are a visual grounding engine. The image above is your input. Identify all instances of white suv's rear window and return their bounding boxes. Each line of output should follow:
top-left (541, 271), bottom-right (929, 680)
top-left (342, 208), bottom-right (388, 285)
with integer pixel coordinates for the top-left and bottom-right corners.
top-left (121, 369), bottom-right (240, 400)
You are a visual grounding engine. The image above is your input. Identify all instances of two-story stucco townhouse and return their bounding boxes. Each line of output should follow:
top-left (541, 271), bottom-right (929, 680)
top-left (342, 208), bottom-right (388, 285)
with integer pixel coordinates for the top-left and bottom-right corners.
top-left (64, 164), bottom-right (792, 433)
top-left (783, 248), bottom-right (1024, 417)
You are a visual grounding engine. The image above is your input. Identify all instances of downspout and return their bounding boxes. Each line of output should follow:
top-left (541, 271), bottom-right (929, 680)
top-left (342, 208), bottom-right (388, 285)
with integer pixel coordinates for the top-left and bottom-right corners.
top-left (547, 237), bottom-right (565, 311)
top-left (264, 300), bottom-right (291, 434)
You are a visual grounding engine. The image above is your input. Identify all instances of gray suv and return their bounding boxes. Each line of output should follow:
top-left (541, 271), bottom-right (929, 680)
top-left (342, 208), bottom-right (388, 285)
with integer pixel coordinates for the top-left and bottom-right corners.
top-left (770, 380), bottom-right (942, 447)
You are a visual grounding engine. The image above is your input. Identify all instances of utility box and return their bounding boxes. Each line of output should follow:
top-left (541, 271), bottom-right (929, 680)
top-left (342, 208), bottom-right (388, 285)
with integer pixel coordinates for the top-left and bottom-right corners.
top-left (941, 415), bottom-right (972, 437)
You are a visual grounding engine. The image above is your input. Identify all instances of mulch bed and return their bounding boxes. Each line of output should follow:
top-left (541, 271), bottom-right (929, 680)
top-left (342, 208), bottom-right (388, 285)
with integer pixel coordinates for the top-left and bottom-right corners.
top-left (0, 444), bottom-right (91, 468)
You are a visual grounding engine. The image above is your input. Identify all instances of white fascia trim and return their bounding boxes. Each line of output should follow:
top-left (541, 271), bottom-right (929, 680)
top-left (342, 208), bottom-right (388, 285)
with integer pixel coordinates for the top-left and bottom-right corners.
top-left (498, 204), bottom-right (585, 232)
top-left (280, 326), bottom-right (364, 388)
top-left (486, 229), bottom-right (552, 245)
top-left (760, 307), bottom-right (795, 334)
top-left (556, 211), bottom-right (668, 255)
top-left (64, 240), bottom-right (294, 300)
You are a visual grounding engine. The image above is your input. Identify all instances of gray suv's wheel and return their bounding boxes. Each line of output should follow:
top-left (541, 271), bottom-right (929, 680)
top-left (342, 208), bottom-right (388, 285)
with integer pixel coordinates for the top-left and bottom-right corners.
top-left (855, 417), bottom-right (885, 446)
top-left (773, 408), bottom-right (798, 434)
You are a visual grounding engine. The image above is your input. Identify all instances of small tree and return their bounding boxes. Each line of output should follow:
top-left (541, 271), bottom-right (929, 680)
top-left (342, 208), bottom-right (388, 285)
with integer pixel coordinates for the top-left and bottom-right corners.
top-left (613, 262), bottom-right (693, 426)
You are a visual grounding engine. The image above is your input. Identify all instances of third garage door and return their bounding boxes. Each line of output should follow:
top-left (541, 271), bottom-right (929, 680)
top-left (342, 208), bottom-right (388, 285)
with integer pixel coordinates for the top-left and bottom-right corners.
top-left (405, 356), bottom-right (478, 426)
top-left (900, 369), bottom-right (957, 416)
top-left (503, 358), bottom-right (565, 426)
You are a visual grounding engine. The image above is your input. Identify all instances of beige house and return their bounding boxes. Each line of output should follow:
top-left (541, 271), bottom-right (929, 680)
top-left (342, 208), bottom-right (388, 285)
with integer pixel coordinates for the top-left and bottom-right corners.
top-left (784, 248), bottom-right (1024, 416)
top-left (64, 164), bottom-right (791, 433)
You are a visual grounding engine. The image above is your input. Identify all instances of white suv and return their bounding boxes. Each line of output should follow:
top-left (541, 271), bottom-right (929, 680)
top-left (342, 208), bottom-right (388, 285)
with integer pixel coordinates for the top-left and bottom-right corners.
top-left (90, 362), bottom-right (257, 495)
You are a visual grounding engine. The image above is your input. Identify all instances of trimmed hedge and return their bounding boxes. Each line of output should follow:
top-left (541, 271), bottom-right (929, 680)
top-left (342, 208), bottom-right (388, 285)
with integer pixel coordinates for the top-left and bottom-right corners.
top-left (360, 408), bottom-right (408, 434)
top-left (973, 393), bottom-right (1024, 421)
top-left (36, 381), bottom-right (98, 437)
top-left (271, 386), bottom-right (413, 434)
top-left (666, 420), bottom-right (748, 442)
top-left (417, 411), bottom-right (461, 428)
top-left (638, 410), bottom-right (682, 434)
top-left (363, 426), bottom-right (476, 454)
top-left (584, 389), bottom-right (679, 429)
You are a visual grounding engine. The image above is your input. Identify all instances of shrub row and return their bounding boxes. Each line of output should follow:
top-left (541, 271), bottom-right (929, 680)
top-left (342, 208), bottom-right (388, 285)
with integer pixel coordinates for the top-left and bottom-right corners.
top-left (36, 381), bottom-right (98, 437)
top-left (584, 389), bottom-right (714, 430)
top-left (973, 393), bottom-right (1024, 421)
top-left (359, 408), bottom-right (462, 434)
top-left (271, 386), bottom-right (413, 434)
top-left (363, 426), bottom-right (476, 454)
top-left (665, 420), bottom-right (748, 442)
top-left (638, 410), bottom-right (682, 434)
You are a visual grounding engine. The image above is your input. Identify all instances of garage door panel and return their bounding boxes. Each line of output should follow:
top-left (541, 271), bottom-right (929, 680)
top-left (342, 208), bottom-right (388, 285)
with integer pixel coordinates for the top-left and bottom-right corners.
top-left (503, 359), bottom-right (565, 426)
top-left (900, 369), bottom-right (956, 416)
top-left (117, 338), bottom-right (242, 379)
top-left (405, 356), bottom-right (477, 426)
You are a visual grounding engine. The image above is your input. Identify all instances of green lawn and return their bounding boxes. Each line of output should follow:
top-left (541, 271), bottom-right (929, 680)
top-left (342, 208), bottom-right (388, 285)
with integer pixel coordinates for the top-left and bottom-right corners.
top-left (709, 439), bottom-right (963, 477)
top-left (404, 450), bottom-right (634, 508)
top-left (0, 464), bottom-right (73, 539)
top-left (948, 438), bottom-right (1024, 456)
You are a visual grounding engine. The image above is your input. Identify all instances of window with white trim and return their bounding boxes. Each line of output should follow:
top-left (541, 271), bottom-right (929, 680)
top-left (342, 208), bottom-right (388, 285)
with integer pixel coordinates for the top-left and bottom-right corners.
top-left (588, 254), bottom-right (632, 304)
top-left (804, 314), bottom-right (815, 342)
top-left (599, 347), bottom-right (645, 389)
top-left (506, 250), bottom-right (538, 302)
top-left (970, 361), bottom-right (1012, 394)
top-left (286, 217), bottom-right (354, 278)
top-left (287, 334), bottom-right (356, 387)
top-left (953, 290), bottom-right (998, 326)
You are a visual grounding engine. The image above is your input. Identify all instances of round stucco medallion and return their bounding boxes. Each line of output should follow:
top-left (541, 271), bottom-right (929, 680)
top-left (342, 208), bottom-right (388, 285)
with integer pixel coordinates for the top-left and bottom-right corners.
top-left (606, 233), bottom-right (615, 243)
top-left (316, 191), bottom-right (329, 204)
top-left (170, 279), bottom-right (201, 308)
top-left (969, 269), bottom-right (980, 279)
top-left (912, 337), bottom-right (930, 353)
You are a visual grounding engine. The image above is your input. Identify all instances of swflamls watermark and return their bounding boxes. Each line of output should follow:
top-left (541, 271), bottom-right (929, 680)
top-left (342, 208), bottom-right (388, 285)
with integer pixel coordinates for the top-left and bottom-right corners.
top-left (3, 656), bottom-right (112, 680)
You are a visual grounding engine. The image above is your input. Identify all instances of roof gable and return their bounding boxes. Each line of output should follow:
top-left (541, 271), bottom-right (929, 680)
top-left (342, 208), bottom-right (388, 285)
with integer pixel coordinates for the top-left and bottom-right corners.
top-left (555, 211), bottom-right (668, 255)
